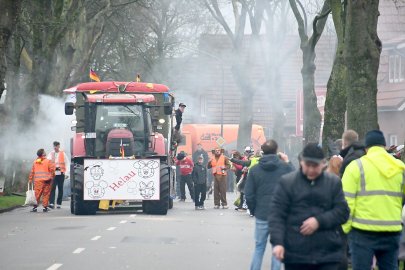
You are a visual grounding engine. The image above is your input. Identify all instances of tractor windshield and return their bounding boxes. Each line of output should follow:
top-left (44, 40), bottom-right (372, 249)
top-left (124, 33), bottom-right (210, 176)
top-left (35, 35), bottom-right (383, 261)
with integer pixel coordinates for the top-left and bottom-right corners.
top-left (94, 104), bottom-right (145, 156)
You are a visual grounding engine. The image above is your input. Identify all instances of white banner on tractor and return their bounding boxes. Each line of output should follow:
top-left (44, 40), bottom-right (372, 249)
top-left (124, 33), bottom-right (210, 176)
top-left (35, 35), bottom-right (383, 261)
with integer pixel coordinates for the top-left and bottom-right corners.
top-left (83, 159), bottom-right (160, 200)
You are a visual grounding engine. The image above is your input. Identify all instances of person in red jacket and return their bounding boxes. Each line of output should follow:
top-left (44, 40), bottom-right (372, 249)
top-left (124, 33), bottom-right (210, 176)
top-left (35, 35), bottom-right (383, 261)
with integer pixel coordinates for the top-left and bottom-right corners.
top-left (28, 149), bottom-right (55, 212)
top-left (175, 151), bottom-right (194, 202)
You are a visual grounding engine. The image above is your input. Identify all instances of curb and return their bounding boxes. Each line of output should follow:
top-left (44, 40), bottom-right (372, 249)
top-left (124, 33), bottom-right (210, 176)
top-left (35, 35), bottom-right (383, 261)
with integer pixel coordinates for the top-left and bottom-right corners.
top-left (0, 205), bottom-right (25, 214)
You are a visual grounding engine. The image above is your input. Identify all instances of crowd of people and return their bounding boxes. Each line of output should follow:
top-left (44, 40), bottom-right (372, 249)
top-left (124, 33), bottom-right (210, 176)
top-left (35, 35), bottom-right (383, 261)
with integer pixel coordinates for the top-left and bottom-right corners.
top-left (175, 128), bottom-right (405, 270)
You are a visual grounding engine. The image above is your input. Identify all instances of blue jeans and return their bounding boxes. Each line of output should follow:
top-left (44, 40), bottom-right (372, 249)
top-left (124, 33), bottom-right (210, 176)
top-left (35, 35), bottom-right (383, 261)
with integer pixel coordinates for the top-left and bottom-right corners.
top-left (349, 229), bottom-right (400, 270)
top-left (250, 218), bottom-right (282, 270)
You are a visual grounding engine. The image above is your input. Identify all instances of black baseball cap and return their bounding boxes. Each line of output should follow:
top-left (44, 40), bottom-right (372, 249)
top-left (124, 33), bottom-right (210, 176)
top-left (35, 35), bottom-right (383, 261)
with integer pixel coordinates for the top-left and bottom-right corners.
top-left (179, 103), bottom-right (186, 107)
top-left (300, 143), bottom-right (325, 164)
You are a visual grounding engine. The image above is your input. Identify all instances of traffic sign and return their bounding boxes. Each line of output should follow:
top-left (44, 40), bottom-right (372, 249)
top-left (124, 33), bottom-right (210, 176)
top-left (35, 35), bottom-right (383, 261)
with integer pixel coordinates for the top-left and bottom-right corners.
top-left (216, 136), bottom-right (226, 147)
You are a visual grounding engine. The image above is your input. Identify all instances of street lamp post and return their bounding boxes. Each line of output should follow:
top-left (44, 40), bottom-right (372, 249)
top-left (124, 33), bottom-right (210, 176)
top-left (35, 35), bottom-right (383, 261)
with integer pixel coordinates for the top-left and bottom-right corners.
top-left (220, 66), bottom-right (224, 137)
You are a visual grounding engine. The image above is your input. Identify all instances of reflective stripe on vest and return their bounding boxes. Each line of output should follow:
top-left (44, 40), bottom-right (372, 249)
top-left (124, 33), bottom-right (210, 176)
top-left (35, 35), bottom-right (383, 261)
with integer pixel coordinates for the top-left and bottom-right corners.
top-left (355, 159), bottom-right (405, 197)
top-left (211, 155), bottom-right (227, 176)
top-left (32, 160), bottom-right (52, 181)
top-left (352, 217), bottom-right (402, 226)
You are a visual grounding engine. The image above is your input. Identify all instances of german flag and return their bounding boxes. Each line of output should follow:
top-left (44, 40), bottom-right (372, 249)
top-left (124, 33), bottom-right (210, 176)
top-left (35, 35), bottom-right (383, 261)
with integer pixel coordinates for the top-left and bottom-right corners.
top-left (120, 139), bottom-right (125, 158)
top-left (89, 68), bottom-right (101, 82)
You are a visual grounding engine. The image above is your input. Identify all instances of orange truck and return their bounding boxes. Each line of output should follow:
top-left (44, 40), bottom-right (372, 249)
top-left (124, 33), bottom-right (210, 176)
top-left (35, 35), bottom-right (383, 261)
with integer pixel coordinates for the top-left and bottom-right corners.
top-left (177, 124), bottom-right (266, 155)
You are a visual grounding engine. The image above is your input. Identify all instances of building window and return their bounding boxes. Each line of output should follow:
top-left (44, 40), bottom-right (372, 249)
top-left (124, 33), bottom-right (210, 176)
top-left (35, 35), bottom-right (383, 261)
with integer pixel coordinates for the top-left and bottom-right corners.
top-left (389, 134), bottom-right (398, 146)
top-left (200, 95), bottom-right (207, 117)
top-left (389, 55), bottom-right (405, 83)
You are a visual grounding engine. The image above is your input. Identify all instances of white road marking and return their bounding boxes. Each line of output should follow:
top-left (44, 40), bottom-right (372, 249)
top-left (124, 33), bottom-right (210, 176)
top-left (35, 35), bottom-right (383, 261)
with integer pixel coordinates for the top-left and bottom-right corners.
top-left (109, 246), bottom-right (117, 249)
top-left (46, 263), bottom-right (63, 270)
top-left (119, 220), bottom-right (127, 224)
top-left (91, 236), bottom-right (101, 241)
top-left (107, 227), bottom-right (117, 231)
top-left (73, 248), bottom-right (85, 254)
top-left (129, 214), bottom-right (137, 218)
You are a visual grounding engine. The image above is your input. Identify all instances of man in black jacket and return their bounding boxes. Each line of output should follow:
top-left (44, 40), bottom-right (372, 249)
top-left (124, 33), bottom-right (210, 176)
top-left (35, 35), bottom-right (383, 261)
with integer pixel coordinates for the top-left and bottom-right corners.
top-left (192, 156), bottom-right (207, 210)
top-left (269, 143), bottom-right (349, 270)
top-left (245, 139), bottom-right (294, 270)
top-left (339, 130), bottom-right (366, 176)
top-left (174, 103), bottom-right (186, 131)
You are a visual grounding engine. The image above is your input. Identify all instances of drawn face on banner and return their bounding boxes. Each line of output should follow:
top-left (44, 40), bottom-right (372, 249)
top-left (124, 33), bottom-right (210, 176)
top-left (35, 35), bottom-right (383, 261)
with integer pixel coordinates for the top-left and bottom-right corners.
top-left (133, 160), bottom-right (159, 178)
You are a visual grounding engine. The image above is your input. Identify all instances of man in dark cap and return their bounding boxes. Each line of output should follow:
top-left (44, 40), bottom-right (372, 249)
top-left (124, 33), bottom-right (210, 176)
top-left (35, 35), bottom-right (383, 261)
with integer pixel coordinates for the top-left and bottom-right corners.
top-left (269, 143), bottom-right (349, 270)
top-left (342, 130), bottom-right (405, 270)
top-left (174, 103), bottom-right (186, 131)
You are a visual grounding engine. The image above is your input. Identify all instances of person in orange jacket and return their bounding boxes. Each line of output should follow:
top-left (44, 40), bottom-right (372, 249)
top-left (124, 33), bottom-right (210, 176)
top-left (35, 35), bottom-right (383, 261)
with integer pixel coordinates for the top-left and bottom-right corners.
top-left (28, 148), bottom-right (54, 212)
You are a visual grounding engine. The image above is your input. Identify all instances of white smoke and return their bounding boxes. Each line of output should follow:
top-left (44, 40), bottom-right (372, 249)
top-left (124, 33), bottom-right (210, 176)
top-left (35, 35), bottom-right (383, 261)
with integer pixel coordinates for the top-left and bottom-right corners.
top-left (3, 95), bottom-right (74, 162)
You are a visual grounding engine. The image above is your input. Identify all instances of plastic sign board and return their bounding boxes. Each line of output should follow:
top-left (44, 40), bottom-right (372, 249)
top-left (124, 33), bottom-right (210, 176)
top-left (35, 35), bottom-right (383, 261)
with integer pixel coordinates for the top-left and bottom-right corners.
top-left (216, 136), bottom-right (226, 147)
top-left (83, 159), bottom-right (160, 200)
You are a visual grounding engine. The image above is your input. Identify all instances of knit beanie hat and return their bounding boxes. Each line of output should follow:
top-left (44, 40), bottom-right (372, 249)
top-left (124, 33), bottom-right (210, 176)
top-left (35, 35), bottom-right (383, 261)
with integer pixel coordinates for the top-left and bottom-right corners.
top-left (365, 130), bottom-right (386, 148)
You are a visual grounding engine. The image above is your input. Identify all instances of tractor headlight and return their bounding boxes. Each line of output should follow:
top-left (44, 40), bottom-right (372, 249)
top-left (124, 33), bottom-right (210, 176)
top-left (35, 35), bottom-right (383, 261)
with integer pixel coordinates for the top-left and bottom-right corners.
top-left (158, 118), bottom-right (166, 124)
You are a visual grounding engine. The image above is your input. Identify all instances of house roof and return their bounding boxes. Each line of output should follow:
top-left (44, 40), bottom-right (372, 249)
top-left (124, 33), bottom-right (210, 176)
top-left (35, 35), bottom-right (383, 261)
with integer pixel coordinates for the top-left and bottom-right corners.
top-left (378, 0), bottom-right (405, 41)
top-left (377, 88), bottom-right (405, 111)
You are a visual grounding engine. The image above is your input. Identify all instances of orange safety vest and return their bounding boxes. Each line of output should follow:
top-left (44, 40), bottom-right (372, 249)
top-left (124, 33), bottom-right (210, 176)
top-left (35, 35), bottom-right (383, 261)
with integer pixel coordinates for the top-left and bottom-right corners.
top-left (29, 158), bottom-right (53, 182)
top-left (211, 155), bottom-right (227, 176)
top-left (50, 151), bottom-right (66, 173)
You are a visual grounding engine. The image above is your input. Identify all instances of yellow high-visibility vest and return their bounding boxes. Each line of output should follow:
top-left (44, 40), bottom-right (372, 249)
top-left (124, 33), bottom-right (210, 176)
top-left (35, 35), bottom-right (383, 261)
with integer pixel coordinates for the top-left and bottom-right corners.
top-left (342, 146), bottom-right (405, 233)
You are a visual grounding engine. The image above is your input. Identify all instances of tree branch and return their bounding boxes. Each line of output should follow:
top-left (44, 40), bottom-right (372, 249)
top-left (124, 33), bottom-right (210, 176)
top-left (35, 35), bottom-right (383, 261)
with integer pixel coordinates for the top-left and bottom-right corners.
top-left (111, 0), bottom-right (140, 9)
top-left (289, 0), bottom-right (308, 43)
top-left (309, 0), bottom-right (331, 50)
top-left (204, 0), bottom-right (235, 42)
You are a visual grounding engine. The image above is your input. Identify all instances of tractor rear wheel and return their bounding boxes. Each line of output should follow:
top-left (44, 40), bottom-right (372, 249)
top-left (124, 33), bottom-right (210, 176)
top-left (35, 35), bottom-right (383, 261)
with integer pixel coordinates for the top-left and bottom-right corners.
top-left (71, 164), bottom-right (98, 215)
top-left (143, 165), bottom-right (170, 215)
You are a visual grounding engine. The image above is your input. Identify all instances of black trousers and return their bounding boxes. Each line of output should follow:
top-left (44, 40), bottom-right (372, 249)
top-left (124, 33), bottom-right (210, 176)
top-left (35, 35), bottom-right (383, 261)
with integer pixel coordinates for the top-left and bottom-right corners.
top-left (194, 184), bottom-right (206, 206)
top-left (180, 174), bottom-right (194, 200)
top-left (50, 174), bottom-right (65, 205)
top-left (285, 263), bottom-right (340, 270)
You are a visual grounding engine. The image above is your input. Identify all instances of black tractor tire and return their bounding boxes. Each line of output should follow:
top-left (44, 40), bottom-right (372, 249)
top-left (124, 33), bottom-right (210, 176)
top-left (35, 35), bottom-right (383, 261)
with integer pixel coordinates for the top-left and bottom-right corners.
top-left (169, 197), bottom-right (173, 209)
top-left (143, 165), bottom-right (170, 215)
top-left (70, 194), bottom-right (74, 214)
top-left (71, 164), bottom-right (98, 215)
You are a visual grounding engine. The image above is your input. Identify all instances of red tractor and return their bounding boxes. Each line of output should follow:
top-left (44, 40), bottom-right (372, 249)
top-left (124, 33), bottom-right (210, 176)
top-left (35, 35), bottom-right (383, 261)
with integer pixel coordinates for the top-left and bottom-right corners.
top-left (64, 81), bottom-right (176, 215)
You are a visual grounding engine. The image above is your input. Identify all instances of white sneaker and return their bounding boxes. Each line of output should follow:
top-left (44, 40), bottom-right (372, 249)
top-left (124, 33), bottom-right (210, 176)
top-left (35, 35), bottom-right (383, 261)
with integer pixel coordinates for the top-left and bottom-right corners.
top-left (56, 205), bottom-right (61, 209)
top-left (214, 205), bottom-right (220, 209)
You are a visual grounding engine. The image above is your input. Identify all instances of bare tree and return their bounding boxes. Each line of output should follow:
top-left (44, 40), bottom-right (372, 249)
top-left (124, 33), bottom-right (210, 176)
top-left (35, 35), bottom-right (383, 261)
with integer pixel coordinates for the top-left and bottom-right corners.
top-left (92, 0), bottom-right (211, 86)
top-left (289, 0), bottom-right (331, 144)
top-left (203, 0), bottom-right (261, 150)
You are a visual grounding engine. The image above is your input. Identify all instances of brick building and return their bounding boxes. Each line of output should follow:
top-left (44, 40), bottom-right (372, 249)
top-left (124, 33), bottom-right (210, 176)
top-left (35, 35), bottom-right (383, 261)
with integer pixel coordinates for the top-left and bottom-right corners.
top-left (172, 0), bottom-right (405, 147)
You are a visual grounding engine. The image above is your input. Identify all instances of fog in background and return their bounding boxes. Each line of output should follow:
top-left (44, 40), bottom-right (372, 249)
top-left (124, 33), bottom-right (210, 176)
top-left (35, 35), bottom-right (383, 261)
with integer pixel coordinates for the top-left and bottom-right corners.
top-left (0, 0), bottom-right (332, 191)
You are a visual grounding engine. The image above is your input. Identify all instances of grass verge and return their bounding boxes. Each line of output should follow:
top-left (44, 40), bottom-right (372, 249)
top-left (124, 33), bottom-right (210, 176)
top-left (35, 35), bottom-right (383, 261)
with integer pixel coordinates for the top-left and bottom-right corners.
top-left (0, 195), bottom-right (25, 211)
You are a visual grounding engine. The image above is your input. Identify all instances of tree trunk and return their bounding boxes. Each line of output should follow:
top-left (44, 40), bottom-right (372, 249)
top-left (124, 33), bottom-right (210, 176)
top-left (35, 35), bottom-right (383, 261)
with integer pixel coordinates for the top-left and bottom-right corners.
top-left (322, 52), bottom-right (347, 155)
top-left (345, 0), bottom-right (380, 139)
top-left (0, 0), bottom-right (21, 195)
top-left (302, 47), bottom-right (322, 144)
top-left (267, 64), bottom-right (285, 148)
top-left (0, 0), bottom-right (20, 101)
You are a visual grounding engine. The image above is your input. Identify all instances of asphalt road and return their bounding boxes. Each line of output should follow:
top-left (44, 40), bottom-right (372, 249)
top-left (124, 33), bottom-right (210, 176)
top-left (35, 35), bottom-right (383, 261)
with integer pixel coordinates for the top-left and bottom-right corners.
top-left (0, 193), bottom-right (276, 270)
